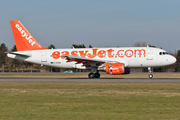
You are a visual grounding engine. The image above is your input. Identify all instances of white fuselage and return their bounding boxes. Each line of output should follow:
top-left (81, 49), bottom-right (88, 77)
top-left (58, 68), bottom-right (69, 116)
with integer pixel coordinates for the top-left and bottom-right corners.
top-left (8, 47), bottom-right (176, 69)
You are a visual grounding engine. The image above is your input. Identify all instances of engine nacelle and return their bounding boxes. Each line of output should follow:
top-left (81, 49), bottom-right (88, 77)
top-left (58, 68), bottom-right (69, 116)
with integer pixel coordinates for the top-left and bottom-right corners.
top-left (105, 63), bottom-right (130, 75)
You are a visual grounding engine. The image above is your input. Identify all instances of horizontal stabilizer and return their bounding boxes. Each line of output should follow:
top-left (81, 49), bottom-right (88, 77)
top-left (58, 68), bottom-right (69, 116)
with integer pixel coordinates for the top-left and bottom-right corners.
top-left (7, 52), bottom-right (31, 57)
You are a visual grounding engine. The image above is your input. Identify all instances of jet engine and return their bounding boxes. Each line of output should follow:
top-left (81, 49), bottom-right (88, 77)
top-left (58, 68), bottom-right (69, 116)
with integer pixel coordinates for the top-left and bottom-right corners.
top-left (104, 63), bottom-right (130, 75)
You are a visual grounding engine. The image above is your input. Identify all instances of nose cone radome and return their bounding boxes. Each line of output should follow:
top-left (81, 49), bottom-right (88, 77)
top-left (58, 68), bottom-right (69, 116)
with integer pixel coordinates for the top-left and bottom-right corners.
top-left (170, 56), bottom-right (176, 65)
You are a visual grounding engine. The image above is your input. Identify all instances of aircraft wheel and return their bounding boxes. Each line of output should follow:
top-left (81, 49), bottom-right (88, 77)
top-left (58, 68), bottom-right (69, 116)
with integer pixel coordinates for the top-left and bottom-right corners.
top-left (149, 74), bottom-right (153, 79)
top-left (88, 73), bottom-right (95, 79)
top-left (94, 73), bottom-right (100, 78)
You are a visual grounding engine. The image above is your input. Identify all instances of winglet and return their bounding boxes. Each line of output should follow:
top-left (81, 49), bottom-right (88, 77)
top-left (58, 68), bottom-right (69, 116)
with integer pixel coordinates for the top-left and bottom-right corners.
top-left (10, 20), bottom-right (47, 51)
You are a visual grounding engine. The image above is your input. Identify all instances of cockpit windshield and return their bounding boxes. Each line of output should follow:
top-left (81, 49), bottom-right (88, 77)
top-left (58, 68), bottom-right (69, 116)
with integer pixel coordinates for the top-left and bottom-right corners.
top-left (159, 52), bottom-right (169, 55)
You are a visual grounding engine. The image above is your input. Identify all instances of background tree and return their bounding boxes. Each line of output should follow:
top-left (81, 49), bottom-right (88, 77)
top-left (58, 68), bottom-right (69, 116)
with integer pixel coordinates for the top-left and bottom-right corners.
top-left (72, 44), bottom-right (86, 48)
top-left (0, 43), bottom-right (8, 72)
top-left (10, 45), bottom-right (23, 72)
top-left (48, 44), bottom-right (56, 49)
top-left (72, 44), bottom-right (93, 48)
top-left (174, 50), bottom-right (180, 72)
top-left (89, 45), bottom-right (93, 48)
top-left (23, 60), bottom-right (33, 72)
top-left (133, 42), bottom-right (147, 47)
top-left (11, 45), bottom-right (16, 52)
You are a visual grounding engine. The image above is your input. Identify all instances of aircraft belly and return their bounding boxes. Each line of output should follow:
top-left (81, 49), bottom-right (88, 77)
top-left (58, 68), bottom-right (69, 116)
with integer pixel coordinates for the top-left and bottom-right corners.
top-left (128, 59), bottom-right (140, 67)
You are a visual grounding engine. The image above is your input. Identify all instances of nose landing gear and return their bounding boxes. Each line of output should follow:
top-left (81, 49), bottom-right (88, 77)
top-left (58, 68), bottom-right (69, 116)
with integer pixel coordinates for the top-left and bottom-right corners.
top-left (149, 74), bottom-right (153, 79)
top-left (148, 67), bottom-right (153, 79)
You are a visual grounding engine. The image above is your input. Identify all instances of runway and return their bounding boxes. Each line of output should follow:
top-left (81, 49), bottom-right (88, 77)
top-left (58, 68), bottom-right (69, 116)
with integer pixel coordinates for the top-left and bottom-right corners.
top-left (0, 78), bottom-right (180, 83)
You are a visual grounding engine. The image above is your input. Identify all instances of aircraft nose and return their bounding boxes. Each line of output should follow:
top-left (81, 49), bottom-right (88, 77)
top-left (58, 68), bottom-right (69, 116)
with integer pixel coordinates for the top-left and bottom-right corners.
top-left (170, 56), bottom-right (176, 64)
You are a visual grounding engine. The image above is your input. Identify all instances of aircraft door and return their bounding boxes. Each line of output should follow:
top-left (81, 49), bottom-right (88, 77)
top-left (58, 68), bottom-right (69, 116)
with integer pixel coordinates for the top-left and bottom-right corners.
top-left (147, 49), bottom-right (153, 60)
top-left (41, 52), bottom-right (47, 62)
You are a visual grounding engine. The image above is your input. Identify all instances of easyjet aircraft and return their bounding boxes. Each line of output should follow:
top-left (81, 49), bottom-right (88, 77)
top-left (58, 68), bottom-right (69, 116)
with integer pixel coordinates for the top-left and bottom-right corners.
top-left (7, 20), bottom-right (176, 79)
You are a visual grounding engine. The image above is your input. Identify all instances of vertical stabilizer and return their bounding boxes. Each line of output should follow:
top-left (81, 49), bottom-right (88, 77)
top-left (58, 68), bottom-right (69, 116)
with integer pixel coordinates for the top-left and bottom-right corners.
top-left (10, 20), bottom-right (47, 51)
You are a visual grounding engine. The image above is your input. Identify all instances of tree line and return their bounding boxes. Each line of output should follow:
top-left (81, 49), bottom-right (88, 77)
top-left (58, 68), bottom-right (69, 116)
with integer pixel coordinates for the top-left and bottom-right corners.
top-left (0, 42), bottom-right (179, 72)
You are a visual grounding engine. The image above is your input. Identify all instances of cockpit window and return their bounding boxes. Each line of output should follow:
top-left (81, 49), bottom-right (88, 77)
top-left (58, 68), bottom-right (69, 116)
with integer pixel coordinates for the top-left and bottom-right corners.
top-left (159, 52), bottom-right (169, 55)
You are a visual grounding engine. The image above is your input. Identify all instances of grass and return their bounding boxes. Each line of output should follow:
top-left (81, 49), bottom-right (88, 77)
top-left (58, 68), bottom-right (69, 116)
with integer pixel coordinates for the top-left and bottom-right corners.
top-left (0, 72), bottom-right (180, 78)
top-left (0, 82), bottom-right (180, 120)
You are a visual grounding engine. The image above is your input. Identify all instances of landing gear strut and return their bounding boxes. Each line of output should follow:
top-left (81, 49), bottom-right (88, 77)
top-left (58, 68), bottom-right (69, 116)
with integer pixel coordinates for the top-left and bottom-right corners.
top-left (88, 70), bottom-right (100, 79)
top-left (148, 67), bottom-right (153, 79)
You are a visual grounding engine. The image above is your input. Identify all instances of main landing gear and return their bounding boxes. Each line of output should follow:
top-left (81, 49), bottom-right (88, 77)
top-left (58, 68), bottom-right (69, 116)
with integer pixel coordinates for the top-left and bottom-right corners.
top-left (148, 67), bottom-right (153, 79)
top-left (88, 71), bottom-right (100, 79)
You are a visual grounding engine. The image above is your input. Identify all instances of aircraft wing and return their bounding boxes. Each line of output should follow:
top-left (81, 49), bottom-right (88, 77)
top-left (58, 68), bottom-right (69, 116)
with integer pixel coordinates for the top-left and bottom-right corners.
top-left (63, 55), bottom-right (128, 67)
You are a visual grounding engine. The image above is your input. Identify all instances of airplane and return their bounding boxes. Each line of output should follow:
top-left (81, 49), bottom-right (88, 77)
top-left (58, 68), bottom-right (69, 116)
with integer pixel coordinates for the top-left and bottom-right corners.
top-left (7, 20), bottom-right (176, 79)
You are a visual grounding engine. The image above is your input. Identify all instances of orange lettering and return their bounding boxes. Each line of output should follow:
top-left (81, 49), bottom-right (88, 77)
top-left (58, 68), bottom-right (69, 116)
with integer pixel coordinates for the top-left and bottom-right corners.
top-left (107, 49), bottom-right (114, 58)
top-left (52, 51), bottom-right (60, 59)
top-left (98, 50), bottom-right (106, 58)
top-left (71, 51), bottom-right (78, 56)
top-left (87, 49), bottom-right (98, 58)
top-left (79, 51), bottom-right (89, 57)
top-left (52, 49), bottom-right (146, 60)
top-left (134, 49), bottom-right (146, 57)
top-left (117, 50), bottom-right (124, 58)
top-left (61, 51), bottom-right (69, 59)
top-left (125, 49), bottom-right (133, 58)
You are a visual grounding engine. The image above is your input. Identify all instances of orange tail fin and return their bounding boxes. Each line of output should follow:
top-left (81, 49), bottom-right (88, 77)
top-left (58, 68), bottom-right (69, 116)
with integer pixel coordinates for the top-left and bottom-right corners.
top-left (10, 20), bottom-right (47, 51)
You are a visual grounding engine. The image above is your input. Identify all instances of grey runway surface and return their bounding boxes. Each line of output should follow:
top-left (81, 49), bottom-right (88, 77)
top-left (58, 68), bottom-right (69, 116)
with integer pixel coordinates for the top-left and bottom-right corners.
top-left (0, 78), bottom-right (180, 83)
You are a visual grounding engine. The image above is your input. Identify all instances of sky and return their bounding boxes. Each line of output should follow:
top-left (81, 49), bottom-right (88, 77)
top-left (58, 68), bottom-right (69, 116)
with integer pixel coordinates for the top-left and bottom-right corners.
top-left (0, 0), bottom-right (180, 53)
